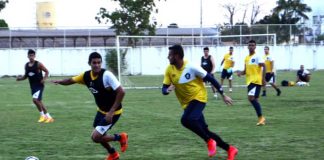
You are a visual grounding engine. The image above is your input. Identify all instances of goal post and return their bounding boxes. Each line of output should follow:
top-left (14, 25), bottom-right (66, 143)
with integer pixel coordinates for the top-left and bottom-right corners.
top-left (115, 34), bottom-right (276, 89)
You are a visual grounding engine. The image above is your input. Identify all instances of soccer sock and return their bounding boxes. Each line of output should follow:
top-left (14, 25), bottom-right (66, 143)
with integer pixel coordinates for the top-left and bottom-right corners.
top-left (40, 111), bottom-right (45, 116)
top-left (107, 147), bottom-right (116, 154)
top-left (206, 130), bottom-right (230, 151)
top-left (46, 113), bottom-right (52, 118)
top-left (250, 99), bottom-right (262, 117)
top-left (114, 134), bottom-right (121, 141)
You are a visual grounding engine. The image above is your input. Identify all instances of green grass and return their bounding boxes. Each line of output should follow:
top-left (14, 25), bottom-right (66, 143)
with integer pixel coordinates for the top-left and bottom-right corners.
top-left (0, 71), bottom-right (323, 160)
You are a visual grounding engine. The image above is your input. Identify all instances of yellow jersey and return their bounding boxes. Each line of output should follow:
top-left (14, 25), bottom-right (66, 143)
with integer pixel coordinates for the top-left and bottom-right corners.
top-left (244, 53), bottom-right (264, 85)
top-left (163, 61), bottom-right (207, 109)
top-left (223, 53), bottom-right (234, 69)
top-left (263, 54), bottom-right (273, 73)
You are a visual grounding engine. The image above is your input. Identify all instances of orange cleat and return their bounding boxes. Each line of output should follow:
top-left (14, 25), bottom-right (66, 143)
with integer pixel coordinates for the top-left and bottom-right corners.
top-left (256, 116), bottom-right (266, 126)
top-left (227, 146), bottom-right (238, 160)
top-left (106, 151), bottom-right (119, 160)
top-left (207, 138), bottom-right (217, 157)
top-left (119, 132), bottom-right (128, 152)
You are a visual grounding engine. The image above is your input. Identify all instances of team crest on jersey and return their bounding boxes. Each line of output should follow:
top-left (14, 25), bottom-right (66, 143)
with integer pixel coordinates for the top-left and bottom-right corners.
top-left (251, 59), bottom-right (255, 63)
top-left (185, 73), bottom-right (191, 79)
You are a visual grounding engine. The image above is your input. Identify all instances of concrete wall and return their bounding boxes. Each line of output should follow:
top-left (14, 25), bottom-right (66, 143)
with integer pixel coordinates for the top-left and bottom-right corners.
top-left (1, 45), bottom-right (323, 76)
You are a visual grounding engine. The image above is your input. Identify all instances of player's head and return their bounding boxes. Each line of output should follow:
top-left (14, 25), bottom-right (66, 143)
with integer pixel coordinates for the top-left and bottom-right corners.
top-left (203, 47), bottom-right (209, 56)
top-left (88, 52), bottom-right (102, 73)
top-left (248, 40), bottom-right (256, 53)
top-left (264, 46), bottom-right (269, 54)
top-left (300, 64), bottom-right (304, 70)
top-left (229, 46), bottom-right (233, 54)
top-left (27, 49), bottom-right (36, 61)
top-left (168, 44), bottom-right (184, 65)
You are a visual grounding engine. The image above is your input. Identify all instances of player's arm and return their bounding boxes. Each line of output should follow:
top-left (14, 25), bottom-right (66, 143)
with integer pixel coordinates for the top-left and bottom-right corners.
top-left (237, 65), bottom-right (246, 77)
top-left (270, 60), bottom-right (274, 73)
top-left (203, 74), bottom-right (233, 105)
top-left (259, 63), bottom-right (266, 85)
top-left (162, 67), bottom-right (174, 95)
top-left (16, 65), bottom-right (28, 81)
top-left (210, 55), bottom-right (216, 73)
top-left (51, 73), bottom-right (84, 85)
top-left (38, 62), bottom-right (49, 83)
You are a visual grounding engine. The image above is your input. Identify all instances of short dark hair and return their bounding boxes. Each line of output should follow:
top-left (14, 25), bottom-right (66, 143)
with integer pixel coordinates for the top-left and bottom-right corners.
top-left (248, 40), bottom-right (256, 44)
top-left (264, 46), bottom-right (269, 49)
top-left (88, 52), bottom-right (102, 64)
top-left (203, 47), bottom-right (209, 51)
top-left (229, 46), bottom-right (233, 49)
top-left (27, 49), bottom-right (35, 55)
top-left (169, 44), bottom-right (184, 59)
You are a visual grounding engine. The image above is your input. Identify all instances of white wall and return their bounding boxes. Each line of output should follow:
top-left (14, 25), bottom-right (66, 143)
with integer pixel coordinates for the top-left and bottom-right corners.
top-left (1, 45), bottom-right (323, 76)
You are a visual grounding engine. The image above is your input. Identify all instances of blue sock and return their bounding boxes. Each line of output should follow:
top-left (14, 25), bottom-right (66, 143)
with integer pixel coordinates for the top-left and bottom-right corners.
top-left (250, 99), bottom-right (262, 117)
top-left (114, 134), bottom-right (121, 141)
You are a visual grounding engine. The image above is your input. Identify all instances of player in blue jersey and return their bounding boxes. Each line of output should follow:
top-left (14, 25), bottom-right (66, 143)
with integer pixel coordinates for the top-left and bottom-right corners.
top-left (16, 49), bottom-right (54, 123)
top-left (162, 44), bottom-right (238, 160)
top-left (51, 52), bottom-right (128, 160)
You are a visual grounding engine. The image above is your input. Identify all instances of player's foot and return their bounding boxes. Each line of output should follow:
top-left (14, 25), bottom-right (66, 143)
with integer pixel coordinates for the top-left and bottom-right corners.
top-left (44, 117), bottom-right (54, 123)
top-left (38, 116), bottom-right (47, 123)
top-left (277, 89), bottom-right (281, 96)
top-left (106, 151), bottom-right (119, 160)
top-left (256, 116), bottom-right (266, 126)
top-left (227, 146), bottom-right (238, 160)
top-left (229, 88), bottom-right (233, 92)
top-left (213, 93), bottom-right (218, 99)
top-left (207, 138), bottom-right (217, 157)
top-left (261, 91), bottom-right (266, 97)
top-left (119, 132), bottom-right (128, 152)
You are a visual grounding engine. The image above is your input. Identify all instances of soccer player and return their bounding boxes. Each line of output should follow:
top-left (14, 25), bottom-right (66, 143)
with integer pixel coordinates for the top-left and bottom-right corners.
top-left (16, 49), bottom-right (54, 123)
top-left (51, 52), bottom-right (128, 160)
top-left (200, 47), bottom-right (217, 97)
top-left (220, 46), bottom-right (235, 92)
top-left (237, 40), bottom-right (266, 126)
top-left (296, 64), bottom-right (311, 86)
top-left (162, 44), bottom-right (238, 159)
top-left (261, 46), bottom-right (281, 96)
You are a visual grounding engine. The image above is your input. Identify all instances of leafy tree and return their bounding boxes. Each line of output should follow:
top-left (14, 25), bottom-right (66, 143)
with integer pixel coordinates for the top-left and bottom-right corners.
top-left (0, 0), bottom-right (9, 13)
top-left (0, 0), bottom-right (9, 29)
top-left (96, 0), bottom-right (164, 45)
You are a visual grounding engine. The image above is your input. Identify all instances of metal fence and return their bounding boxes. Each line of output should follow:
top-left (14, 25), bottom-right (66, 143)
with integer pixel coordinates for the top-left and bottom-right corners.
top-left (0, 24), bottom-right (323, 48)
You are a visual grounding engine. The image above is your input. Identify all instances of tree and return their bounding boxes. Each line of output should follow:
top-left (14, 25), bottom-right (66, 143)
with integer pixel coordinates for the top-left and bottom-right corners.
top-left (222, 4), bottom-right (236, 26)
top-left (273, 0), bottom-right (312, 24)
top-left (96, 0), bottom-right (164, 44)
top-left (0, 0), bottom-right (9, 29)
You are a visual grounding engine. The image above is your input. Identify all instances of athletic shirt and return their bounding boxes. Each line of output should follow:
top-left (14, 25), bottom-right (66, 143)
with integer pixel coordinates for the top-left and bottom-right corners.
top-left (72, 69), bottom-right (122, 112)
top-left (263, 54), bottom-right (274, 73)
top-left (223, 53), bottom-right (234, 69)
top-left (163, 61), bottom-right (207, 109)
top-left (201, 55), bottom-right (213, 73)
top-left (244, 53), bottom-right (264, 85)
top-left (24, 61), bottom-right (43, 86)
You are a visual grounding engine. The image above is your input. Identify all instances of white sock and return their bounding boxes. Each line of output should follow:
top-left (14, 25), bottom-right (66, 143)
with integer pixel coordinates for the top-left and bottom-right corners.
top-left (46, 113), bottom-right (52, 118)
top-left (40, 111), bottom-right (45, 116)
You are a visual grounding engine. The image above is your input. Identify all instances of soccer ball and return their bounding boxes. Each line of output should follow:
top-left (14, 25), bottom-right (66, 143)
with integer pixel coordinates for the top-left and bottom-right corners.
top-left (25, 156), bottom-right (39, 160)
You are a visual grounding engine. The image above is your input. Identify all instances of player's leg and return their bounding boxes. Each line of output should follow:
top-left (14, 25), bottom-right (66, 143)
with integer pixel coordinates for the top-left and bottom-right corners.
top-left (228, 72), bottom-right (233, 92)
top-left (180, 100), bottom-right (216, 157)
top-left (31, 86), bottom-right (48, 122)
top-left (247, 84), bottom-right (265, 125)
top-left (269, 74), bottom-right (281, 96)
top-left (262, 73), bottom-right (270, 96)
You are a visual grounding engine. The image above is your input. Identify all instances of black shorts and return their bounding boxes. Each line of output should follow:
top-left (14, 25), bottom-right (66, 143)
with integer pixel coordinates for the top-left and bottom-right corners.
top-left (247, 83), bottom-right (261, 98)
top-left (265, 73), bottom-right (275, 83)
top-left (31, 84), bottom-right (44, 100)
top-left (221, 69), bottom-right (233, 80)
top-left (299, 75), bottom-right (308, 82)
top-left (93, 111), bottom-right (121, 135)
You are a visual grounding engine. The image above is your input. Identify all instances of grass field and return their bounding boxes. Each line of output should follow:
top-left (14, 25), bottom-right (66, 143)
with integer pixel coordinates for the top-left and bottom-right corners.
top-left (0, 71), bottom-right (323, 160)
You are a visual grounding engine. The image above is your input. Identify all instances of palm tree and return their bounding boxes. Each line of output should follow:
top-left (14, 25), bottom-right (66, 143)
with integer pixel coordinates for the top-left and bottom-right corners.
top-left (273, 0), bottom-right (312, 24)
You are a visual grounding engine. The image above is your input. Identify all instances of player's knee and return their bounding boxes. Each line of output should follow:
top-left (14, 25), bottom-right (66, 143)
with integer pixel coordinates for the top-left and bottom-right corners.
top-left (181, 116), bottom-right (190, 127)
top-left (91, 133), bottom-right (102, 143)
top-left (32, 99), bottom-right (39, 104)
top-left (248, 96), bottom-right (256, 102)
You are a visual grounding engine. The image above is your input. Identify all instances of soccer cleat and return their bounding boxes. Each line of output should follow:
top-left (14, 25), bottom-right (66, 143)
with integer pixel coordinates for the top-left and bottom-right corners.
top-left (256, 116), bottom-right (266, 126)
top-left (106, 151), bottom-right (119, 160)
top-left (119, 132), bottom-right (128, 152)
top-left (229, 88), bottom-right (233, 92)
top-left (38, 116), bottom-right (47, 123)
top-left (207, 138), bottom-right (217, 157)
top-left (213, 93), bottom-right (218, 99)
top-left (227, 146), bottom-right (238, 160)
top-left (261, 91), bottom-right (266, 97)
top-left (44, 117), bottom-right (54, 123)
top-left (277, 89), bottom-right (281, 96)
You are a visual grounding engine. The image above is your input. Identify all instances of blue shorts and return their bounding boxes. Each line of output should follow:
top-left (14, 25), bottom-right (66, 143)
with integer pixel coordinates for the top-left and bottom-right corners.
top-left (265, 73), bottom-right (275, 83)
top-left (221, 69), bottom-right (233, 80)
top-left (93, 111), bottom-right (121, 135)
top-left (31, 84), bottom-right (44, 100)
top-left (247, 83), bottom-right (261, 98)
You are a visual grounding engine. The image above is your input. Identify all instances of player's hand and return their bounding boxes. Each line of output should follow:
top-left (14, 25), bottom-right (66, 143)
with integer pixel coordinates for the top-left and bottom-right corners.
top-left (236, 71), bottom-right (242, 77)
top-left (50, 80), bottom-right (60, 85)
top-left (262, 80), bottom-right (266, 86)
top-left (167, 84), bottom-right (175, 92)
top-left (105, 111), bottom-right (114, 124)
top-left (222, 95), bottom-right (233, 105)
top-left (41, 79), bottom-right (45, 84)
top-left (16, 75), bottom-right (22, 81)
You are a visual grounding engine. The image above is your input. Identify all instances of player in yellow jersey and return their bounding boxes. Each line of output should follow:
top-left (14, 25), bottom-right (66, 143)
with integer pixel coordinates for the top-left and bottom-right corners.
top-left (51, 52), bottom-right (128, 160)
top-left (162, 44), bottom-right (238, 160)
top-left (220, 46), bottom-right (235, 92)
top-left (237, 40), bottom-right (266, 126)
top-left (261, 46), bottom-right (281, 96)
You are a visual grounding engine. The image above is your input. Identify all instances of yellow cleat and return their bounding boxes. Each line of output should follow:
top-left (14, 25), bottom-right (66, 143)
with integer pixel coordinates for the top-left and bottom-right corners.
top-left (38, 116), bottom-right (47, 123)
top-left (44, 117), bottom-right (54, 123)
top-left (256, 116), bottom-right (266, 126)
